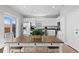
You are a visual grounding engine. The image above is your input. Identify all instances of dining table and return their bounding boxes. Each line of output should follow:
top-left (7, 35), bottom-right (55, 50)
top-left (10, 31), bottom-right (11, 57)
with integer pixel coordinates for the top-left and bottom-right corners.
top-left (3, 36), bottom-right (64, 53)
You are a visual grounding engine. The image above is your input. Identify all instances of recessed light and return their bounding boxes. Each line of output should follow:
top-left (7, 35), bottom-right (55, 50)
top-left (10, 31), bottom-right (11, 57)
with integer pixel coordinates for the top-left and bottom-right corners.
top-left (52, 6), bottom-right (55, 8)
top-left (24, 6), bottom-right (26, 8)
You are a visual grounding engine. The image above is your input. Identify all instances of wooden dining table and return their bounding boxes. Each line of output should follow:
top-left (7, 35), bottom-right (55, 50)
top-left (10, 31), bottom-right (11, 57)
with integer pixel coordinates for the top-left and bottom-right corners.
top-left (3, 36), bottom-right (64, 53)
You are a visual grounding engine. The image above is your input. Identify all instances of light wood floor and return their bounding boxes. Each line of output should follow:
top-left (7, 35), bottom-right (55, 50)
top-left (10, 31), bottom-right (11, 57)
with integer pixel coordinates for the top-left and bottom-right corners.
top-left (20, 44), bottom-right (78, 53)
top-left (0, 44), bottom-right (78, 53)
top-left (63, 44), bottom-right (78, 53)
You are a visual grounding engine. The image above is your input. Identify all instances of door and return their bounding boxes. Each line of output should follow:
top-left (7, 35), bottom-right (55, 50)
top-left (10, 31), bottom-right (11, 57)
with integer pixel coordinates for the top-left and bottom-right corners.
top-left (66, 9), bottom-right (79, 51)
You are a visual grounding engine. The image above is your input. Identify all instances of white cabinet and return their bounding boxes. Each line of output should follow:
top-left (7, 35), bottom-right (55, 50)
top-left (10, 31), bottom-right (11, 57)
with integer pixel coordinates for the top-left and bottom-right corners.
top-left (23, 22), bottom-right (31, 35)
top-left (66, 9), bottom-right (79, 51)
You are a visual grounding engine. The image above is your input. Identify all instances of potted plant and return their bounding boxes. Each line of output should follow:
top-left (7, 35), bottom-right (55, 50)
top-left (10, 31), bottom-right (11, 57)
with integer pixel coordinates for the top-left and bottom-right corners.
top-left (31, 29), bottom-right (45, 42)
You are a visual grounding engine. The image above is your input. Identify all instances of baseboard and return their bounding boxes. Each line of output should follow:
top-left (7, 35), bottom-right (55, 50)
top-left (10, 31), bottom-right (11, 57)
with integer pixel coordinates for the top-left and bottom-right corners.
top-left (64, 42), bottom-right (79, 52)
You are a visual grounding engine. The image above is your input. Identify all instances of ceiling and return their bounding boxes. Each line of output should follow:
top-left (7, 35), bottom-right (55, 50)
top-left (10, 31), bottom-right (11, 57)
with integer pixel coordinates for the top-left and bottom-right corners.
top-left (9, 5), bottom-right (63, 18)
top-left (9, 5), bottom-right (79, 18)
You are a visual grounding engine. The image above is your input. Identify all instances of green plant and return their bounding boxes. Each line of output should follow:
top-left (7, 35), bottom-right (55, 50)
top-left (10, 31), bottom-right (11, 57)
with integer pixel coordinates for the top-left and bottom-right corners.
top-left (31, 29), bottom-right (45, 36)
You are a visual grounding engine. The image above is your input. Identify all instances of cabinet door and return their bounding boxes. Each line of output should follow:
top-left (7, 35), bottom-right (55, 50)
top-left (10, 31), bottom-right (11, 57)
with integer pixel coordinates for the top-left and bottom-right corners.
top-left (66, 10), bottom-right (79, 51)
top-left (23, 23), bottom-right (30, 35)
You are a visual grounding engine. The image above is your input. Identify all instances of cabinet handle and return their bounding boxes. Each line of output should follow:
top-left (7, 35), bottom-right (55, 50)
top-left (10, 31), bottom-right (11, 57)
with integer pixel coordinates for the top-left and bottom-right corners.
top-left (75, 32), bottom-right (78, 34)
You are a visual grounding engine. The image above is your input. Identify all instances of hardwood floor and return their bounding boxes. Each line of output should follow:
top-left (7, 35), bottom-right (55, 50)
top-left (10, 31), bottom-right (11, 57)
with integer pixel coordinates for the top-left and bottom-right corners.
top-left (63, 44), bottom-right (78, 53)
top-left (0, 48), bottom-right (3, 53)
top-left (0, 44), bottom-right (78, 53)
top-left (21, 44), bottom-right (78, 53)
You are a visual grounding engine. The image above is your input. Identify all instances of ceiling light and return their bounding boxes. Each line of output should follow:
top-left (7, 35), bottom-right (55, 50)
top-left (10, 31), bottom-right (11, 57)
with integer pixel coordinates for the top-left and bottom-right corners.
top-left (24, 6), bottom-right (26, 8)
top-left (52, 6), bottom-right (55, 8)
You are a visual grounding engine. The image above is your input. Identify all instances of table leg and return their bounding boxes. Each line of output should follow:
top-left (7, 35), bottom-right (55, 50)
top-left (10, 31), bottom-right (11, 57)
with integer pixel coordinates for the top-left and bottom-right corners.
top-left (59, 43), bottom-right (63, 53)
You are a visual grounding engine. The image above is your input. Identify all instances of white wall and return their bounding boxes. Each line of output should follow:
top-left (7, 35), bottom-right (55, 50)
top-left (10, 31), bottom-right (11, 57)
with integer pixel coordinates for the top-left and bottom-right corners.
top-left (0, 6), bottom-right (23, 48)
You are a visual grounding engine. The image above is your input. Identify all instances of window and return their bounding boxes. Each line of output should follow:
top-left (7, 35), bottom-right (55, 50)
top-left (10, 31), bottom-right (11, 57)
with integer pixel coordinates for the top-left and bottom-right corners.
top-left (4, 16), bottom-right (16, 37)
top-left (4, 16), bottom-right (11, 33)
